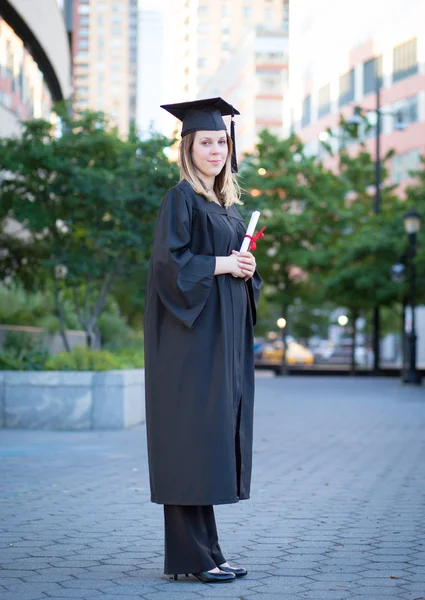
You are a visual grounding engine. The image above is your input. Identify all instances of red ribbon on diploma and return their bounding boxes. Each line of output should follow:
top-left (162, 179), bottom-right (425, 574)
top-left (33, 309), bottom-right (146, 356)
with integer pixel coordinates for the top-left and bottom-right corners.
top-left (244, 226), bottom-right (266, 251)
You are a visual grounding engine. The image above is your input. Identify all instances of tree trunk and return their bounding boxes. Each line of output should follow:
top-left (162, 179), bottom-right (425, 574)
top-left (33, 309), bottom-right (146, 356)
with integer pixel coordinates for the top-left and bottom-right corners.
top-left (278, 304), bottom-right (289, 376)
top-left (53, 276), bottom-right (71, 352)
top-left (350, 308), bottom-right (358, 375)
top-left (401, 299), bottom-right (407, 380)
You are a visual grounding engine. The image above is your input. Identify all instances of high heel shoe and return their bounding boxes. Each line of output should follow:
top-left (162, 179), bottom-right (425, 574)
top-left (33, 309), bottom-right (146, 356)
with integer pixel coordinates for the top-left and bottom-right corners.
top-left (219, 565), bottom-right (248, 577)
top-left (173, 571), bottom-right (235, 583)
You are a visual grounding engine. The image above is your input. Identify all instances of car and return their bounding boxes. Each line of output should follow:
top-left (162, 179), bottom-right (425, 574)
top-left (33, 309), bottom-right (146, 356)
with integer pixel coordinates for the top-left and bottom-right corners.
top-left (255, 339), bottom-right (314, 371)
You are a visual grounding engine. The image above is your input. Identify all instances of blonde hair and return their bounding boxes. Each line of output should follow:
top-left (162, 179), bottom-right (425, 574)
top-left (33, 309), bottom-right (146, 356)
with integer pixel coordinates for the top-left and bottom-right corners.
top-left (178, 131), bottom-right (242, 208)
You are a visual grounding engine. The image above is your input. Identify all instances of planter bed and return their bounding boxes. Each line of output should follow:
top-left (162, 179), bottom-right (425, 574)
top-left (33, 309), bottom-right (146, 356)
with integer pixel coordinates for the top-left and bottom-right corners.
top-left (0, 369), bottom-right (145, 430)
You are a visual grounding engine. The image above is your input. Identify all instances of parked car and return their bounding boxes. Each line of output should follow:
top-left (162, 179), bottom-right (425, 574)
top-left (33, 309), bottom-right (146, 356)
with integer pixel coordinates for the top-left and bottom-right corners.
top-left (255, 339), bottom-right (314, 371)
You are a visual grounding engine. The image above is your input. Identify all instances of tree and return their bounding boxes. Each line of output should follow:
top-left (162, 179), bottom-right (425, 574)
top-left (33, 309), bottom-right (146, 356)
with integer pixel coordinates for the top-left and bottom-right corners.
top-left (240, 130), bottom-right (345, 370)
top-left (0, 105), bottom-right (178, 348)
top-left (321, 119), bottom-right (409, 371)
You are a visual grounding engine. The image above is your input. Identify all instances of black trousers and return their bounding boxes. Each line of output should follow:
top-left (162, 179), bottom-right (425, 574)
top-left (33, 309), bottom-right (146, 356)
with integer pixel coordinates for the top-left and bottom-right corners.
top-left (163, 505), bottom-right (226, 574)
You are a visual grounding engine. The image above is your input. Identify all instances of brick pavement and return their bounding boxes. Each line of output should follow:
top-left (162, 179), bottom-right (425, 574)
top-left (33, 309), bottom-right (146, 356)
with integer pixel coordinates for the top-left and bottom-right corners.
top-left (1, 376), bottom-right (425, 600)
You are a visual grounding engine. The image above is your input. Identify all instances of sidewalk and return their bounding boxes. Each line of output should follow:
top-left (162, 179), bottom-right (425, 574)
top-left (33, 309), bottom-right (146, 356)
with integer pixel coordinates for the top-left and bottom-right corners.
top-left (1, 377), bottom-right (425, 600)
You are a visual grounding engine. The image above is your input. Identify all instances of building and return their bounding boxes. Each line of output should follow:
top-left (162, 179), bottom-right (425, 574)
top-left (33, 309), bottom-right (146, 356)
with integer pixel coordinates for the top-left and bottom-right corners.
top-left (0, 0), bottom-right (71, 137)
top-left (141, 0), bottom-right (289, 153)
top-left (200, 26), bottom-right (288, 155)
top-left (197, 0), bottom-right (289, 154)
top-left (68, 0), bottom-right (138, 137)
top-left (286, 0), bottom-right (425, 188)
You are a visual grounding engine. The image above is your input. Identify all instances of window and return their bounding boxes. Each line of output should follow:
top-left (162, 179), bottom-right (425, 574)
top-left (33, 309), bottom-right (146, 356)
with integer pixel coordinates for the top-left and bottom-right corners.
top-left (112, 15), bottom-right (122, 23)
top-left (78, 39), bottom-right (89, 49)
top-left (198, 5), bottom-right (208, 16)
top-left (197, 23), bottom-right (210, 33)
top-left (391, 149), bottom-right (420, 183)
top-left (363, 56), bottom-right (383, 95)
top-left (222, 5), bottom-right (230, 17)
top-left (301, 94), bottom-right (311, 128)
top-left (265, 8), bottom-right (273, 19)
top-left (79, 16), bottom-right (89, 25)
top-left (76, 86), bottom-right (89, 94)
top-left (198, 38), bottom-right (210, 52)
top-left (75, 74), bottom-right (88, 82)
top-left (112, 27), bottom-right (121, 36)
top-left (112, 39), bottom-right (122, 47)
top-left (111, 73), bottom-right (121, 82)
top-left (396, 95), bottom-right (418, 128)
top-left (97, 14), bottom-right (104, 24)
top-left (393, 37), bottom-right (418, 82)
top-left (198, 57), bottom-right (206, 68)
top-left (338, 68), bottom-right (354, 107)
top-left (79, 27), bottom-right (89, 37)
top-left (318, 83), bottom-right (330, 118)
top-left (222, 41), bottom-right (230, 51)
top-left (244, 7), bottom-right (252, 18)
top-left (112, 4), bottom-right (122, 11)
top-left (76, 51), bottom-right (89, 59)
top-left (77, 5), bottom-right (90, 14)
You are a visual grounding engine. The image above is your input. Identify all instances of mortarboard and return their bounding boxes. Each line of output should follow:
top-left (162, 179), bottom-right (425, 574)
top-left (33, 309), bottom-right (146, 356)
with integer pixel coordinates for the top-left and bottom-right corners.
top-left (160, 97), bottom-right (240, 173)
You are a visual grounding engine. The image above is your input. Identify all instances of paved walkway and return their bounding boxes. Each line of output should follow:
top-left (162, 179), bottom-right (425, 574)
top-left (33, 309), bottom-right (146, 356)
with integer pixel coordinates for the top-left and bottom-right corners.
top-left (1, 377), bottom-right (425, 600)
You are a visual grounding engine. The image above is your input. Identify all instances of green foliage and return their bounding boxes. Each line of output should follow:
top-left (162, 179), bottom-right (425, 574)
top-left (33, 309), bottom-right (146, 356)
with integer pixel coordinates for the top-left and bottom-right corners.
top-left (45, 345), bottom-right (118, 371)
top-left (0, 330), bottom-right (50, 371)
top-left (45, 345), bottom-right (144, 371)
top-left (405, 156), bottom-right (425, 304)
top-left (0, 103), bottom-right (179, 345)
top-left (109, 347), bottom-right (144, 369)
top-left (240, 130), bottom-right (342, 334)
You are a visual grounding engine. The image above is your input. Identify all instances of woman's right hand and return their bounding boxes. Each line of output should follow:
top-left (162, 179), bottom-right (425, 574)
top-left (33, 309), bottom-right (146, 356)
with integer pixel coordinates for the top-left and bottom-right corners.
top-left (227, 252), bottom-right (245, 278)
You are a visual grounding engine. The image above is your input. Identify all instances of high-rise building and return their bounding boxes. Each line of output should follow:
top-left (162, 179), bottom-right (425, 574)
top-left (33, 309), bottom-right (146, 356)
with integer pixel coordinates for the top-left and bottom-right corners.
top-left (141, 0), bottom-right (289, 153)
top-left (0, 0), bottom-right (71, 137)
top-left (197, 0), bottom-right (289, 154)
top-left (69, 0), bottom-right (138, 137)
top-left (195, 0), bottom-right (286, 92)
top-left (286, 0), bottom-right (425, 189)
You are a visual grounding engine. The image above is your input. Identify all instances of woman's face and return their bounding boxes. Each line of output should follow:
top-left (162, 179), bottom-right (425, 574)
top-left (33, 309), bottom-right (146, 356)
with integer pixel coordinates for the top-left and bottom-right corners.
top-left (191, 130), bottom-right (228, 182)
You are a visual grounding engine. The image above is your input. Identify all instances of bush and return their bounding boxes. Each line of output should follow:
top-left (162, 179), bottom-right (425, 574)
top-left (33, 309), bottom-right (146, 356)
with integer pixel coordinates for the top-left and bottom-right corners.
top-left (110, 347), bottom-right (144, 369)
top-left (0, 331), bottom-right (50, 370)
top-left (45, 345), bottom-right (119, 371)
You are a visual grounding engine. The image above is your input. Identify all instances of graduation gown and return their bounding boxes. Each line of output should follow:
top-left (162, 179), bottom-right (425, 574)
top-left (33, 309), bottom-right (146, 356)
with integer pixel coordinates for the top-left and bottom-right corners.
top-left (144, 180), bottom-right (262, 506)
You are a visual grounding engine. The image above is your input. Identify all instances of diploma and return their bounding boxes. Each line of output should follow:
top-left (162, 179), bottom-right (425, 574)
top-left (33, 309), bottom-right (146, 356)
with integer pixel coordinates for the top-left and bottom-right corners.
top-left (240, 211), bottom-right (261, 252)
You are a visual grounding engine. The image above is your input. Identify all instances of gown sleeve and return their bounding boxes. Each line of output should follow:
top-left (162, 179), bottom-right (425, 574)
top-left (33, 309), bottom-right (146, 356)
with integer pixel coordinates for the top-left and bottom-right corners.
top-left (246, 271), bottom-right (262, 326)
top-left (152, 186), bottom-right (216, 328)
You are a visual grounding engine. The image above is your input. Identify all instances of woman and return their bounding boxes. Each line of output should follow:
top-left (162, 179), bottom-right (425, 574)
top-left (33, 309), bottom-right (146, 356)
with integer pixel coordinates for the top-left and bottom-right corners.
top-left (144, 97), bottom-right (262, 584)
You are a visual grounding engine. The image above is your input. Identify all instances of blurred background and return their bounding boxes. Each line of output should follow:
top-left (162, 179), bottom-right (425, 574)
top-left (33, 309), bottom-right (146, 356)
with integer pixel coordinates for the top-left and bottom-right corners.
top-left (0, 0), bottom-right (424, 379)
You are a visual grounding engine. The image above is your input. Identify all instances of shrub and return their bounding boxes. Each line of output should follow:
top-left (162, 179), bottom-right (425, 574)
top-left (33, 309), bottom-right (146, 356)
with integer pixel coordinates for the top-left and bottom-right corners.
top-left (45, 345), bottom-right (119, 371)
top-left (110, 348), bottom-right (144, 369)
top-left (0, 331), bottom-right (50, 370)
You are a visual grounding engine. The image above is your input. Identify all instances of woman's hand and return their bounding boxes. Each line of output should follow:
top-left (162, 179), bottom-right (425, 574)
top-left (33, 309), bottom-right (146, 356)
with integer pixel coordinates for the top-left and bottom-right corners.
top-left (226, 252), bottom-right (246, 278)
top-left (232, 250), bottom-right (256, 280)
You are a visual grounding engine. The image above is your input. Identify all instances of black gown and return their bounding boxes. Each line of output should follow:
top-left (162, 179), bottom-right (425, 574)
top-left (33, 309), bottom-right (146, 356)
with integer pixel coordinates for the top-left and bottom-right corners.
top-left (144, 179), bottom-right (262, 506)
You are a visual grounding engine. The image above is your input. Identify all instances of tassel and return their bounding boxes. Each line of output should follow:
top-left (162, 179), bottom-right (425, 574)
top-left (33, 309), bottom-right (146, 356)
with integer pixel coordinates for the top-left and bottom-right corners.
top-left (230, 111), bottom-right (238, 174)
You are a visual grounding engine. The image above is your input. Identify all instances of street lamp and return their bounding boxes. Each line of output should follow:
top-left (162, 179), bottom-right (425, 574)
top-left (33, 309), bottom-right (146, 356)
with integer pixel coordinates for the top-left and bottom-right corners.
top-left (403, 209), bottom-right (422, 385)
top-left (277, 317), bottom-right (287, 376)
top-left (347, 73), bottom-right (405, 374)
top-left (338, 315), bottom-right (349, 327)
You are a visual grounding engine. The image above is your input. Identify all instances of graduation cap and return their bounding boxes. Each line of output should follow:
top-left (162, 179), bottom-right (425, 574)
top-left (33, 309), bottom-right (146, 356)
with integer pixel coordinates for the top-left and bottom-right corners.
top-left (161, 97), bottom-right (240, 173)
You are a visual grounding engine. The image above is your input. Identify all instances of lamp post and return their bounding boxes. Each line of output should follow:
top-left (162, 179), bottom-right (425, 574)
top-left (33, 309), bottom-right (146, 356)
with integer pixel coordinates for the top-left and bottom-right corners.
top-left (277, 317), bottom-right (287, 376)
top-left (348, 74), bottom-right (404, 374)
top-left (403, 209), bottom-right (422, 385)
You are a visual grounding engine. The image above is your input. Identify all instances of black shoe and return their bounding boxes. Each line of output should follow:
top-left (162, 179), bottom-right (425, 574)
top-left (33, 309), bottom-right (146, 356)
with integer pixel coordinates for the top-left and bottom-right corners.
top-left (192, 570), bottom-right (236, 583)
top-left (219, 565), bottom-right (248, 577)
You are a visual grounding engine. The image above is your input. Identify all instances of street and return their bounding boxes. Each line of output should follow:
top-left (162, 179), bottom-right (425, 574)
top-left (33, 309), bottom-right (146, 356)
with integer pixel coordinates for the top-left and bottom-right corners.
top-left (1, 376), bottom-right (425, 600)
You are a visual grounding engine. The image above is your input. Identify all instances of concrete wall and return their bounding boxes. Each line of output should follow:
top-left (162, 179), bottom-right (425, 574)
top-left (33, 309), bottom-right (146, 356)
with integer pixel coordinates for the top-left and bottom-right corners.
top-left (0, 369), bottom-right (145, 430)
top-left (9, 0), bottom-right (71, 99)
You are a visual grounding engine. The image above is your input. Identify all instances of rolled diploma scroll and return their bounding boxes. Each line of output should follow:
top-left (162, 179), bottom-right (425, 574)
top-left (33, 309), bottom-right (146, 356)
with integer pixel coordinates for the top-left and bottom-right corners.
top-left (239, 211), bottom-right (261, 252)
